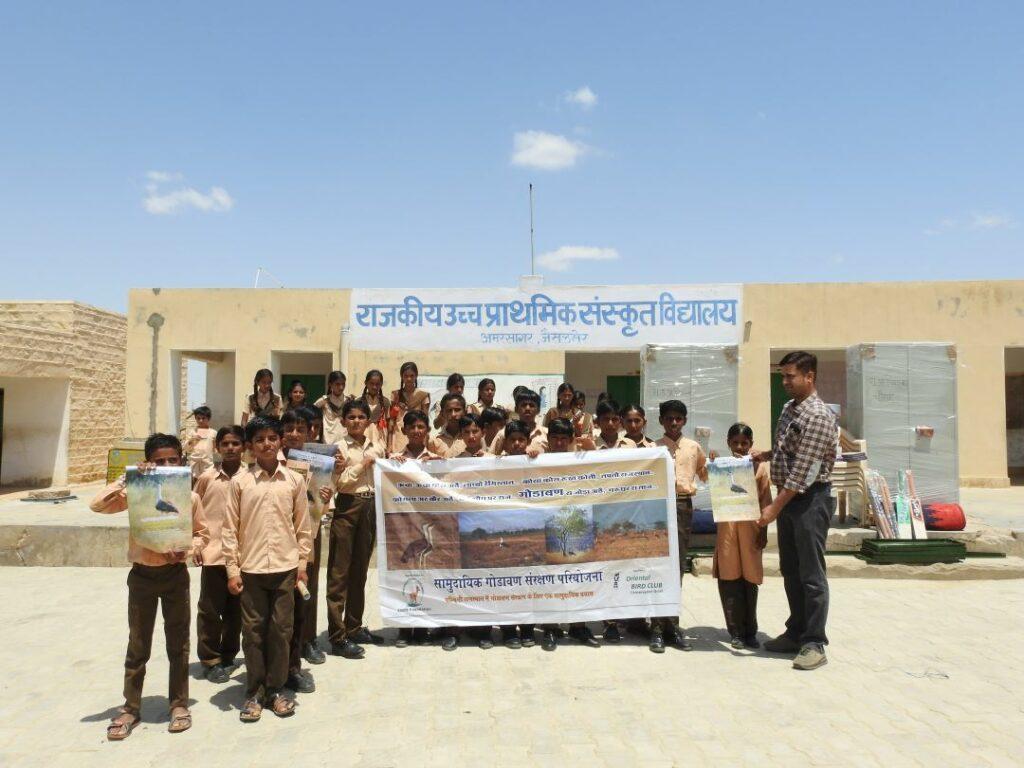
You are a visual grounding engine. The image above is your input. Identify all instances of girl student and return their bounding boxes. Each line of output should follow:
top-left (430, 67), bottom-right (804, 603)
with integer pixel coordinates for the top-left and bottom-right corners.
top-left (543, 382), bottom-right (593, 439)
top-left (389, 361), bottom-right (430, 454)
top-left (468, 378), bottom-right (497, 416)
top-left (620, 404), bottom-right (657, 448)
top-left (315, 371), bottom-right (351, 445)
top-left (711, 423), bottom-right (770, 649)
top-left (240, 368), bottom-right (283, 426)
top-left (286, 380), bottom-right (308, 409)
top-left (360, 369), bottom-right (391, 447)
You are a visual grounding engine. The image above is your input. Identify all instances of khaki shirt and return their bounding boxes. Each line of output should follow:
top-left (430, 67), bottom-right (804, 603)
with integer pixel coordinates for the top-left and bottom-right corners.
top-left (90, 478), bottom-right (208, 566)
top-left (489, 424), bottom-right (548, 455)
top-left (656, 435), bottom-right (708, 497)
top-left (223, 462), bottom-right (312, 579)
top-left (315, 394), bottom-right (351, 445)
top-left (334, 434), bottom-right (384, 495)
top-left (193, 464), bottom-right (243, 566)
top-left (185, 427), bottom-right (217, 477)
top-left (433, 429), bottom-right (466, 459)
top-left (389, 446), bottom-right (443, 462)
top-left (455, 447), bottom-right (490, 458)
top-left (629, 435), bottom-right (658, 448)
top-left (596, 434), bottom-right (637, 450)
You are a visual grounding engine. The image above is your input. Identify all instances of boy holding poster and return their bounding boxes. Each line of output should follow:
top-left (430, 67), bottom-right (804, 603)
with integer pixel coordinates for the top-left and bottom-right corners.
top-left (194, 426), bottom-right (245, 684)
top-left (652, 400), bottom-right (707, 653)
top-left (224, 415), bottom-right (312, 722)
top-left (711, 423), bottom-right (770, 649)
top-left (90, 434), bottom-right (208, 741)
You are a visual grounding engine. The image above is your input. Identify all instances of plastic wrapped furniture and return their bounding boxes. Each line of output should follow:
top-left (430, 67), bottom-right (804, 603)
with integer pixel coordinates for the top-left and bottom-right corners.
top-left (846, 343), bottom-right (959, 506)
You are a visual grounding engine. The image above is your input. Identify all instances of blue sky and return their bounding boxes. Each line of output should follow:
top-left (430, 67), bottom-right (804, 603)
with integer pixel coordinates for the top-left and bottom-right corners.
top-left (1, 2), bottom-right (1021, 312)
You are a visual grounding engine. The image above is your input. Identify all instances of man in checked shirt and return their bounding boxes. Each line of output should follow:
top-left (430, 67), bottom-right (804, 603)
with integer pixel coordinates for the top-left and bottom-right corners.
top-left (752, 351), bottom-right (837, 671)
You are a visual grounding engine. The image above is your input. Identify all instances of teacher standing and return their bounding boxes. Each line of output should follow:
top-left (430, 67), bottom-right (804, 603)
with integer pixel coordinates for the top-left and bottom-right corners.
top-left (754, 351), bottom-right (836, 671)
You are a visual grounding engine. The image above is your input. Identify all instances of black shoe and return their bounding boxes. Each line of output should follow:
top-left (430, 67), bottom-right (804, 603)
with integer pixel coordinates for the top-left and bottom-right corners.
top-left (351, 627), bottom-right (384, 645)
top-left (303, 642), bottom-right (326, 665)
top-left (204, 664), bottom-right (231, 684)
top-left (441, 635), bottom-right (458, 651)
top-left (504, 635), bottom-right (522, 650)
top-left (478, 638), bottom-right (494, 650)
top-left (412, 628), bottom-right (430, 645)
top-left (649, 631), bottom-right (666, 654)
top-left (286, 669), bottom-right (315, 694)
top-left (730, 636), bottom-right (745, 650)
top-left (743, 635), bottom-right (760, 649)
top-left (604, 624), bottom-right (622, 643)
top-left (570, 627), bottom-right (600, 648)
top-left (521, 635), bottom-right (536, 648)
top-left (541, 631), bottom-right (557, 651)
top-left (667, 628), bottom-right (693, 651)
top-left (331, 639), bottom-right (366, 659)
top-left (221, 657), bottom-right (238, 670)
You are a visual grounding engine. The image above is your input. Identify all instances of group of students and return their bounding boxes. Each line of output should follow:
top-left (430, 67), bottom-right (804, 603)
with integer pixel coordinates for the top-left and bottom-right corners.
top-left (93, 362), bottom-right (771, 741)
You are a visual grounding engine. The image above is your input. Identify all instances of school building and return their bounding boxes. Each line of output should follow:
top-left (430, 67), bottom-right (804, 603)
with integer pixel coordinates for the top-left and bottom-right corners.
top-left (124, 279), bottom-right (1024, 488)
top-left (0, 301), bottom-right (127, 487)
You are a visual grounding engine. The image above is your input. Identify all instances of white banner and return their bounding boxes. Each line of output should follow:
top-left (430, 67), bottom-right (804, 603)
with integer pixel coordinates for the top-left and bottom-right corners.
top-left (351, 284), bottom-right (742, 351)
top-left (374, 448), bottom-right (680, 627)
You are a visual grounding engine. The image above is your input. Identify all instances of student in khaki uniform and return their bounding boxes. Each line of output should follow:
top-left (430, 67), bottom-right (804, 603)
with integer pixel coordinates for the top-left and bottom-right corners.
top-left (286, 380), bottom-right (309, 410)
top-left (592, 400), bottom-right (636, 450)
top-left (224, 415), bottom-right (313, 722)
top-left (184, 406), bottom-right (217, 479)
top-left (620, 404), bottom-right (657, 448)
top-left (479, 406), bottom-right (508, 448)
top-left (91, 434), bottom-right (208, 741)
top-left (432, 373), bottom-right (465, 429)
top-left (389, 409), bottom-right (443, 647)
top-left (651, 399), bottom-right (707, 654)
top-left (543, 382), bottom-right (594, 440)
top-left (495, 420), bottom-right (536, 649)
top-left (194, 426), bottom-right (245, 684)
top-left (468, 377), bottom-right (497, 416)
top-left (315, 371), bottom-right (351, 445)
top-left (326, 400), bottom-right (384, 659)
top-left (489, 391), bottom-right (547, 456)
top-left (358, 369), bottom-right (391, 448)
top-left (279, 409), bottom-right (327, 694)
top-left (455, 414), bottom-right (491, 458)
top-left (241, 368), bottom-right (283, 426)
top-left (433, 393), bottom-right (467, 457)
top-left (389, 361), bottom-right (431, 454)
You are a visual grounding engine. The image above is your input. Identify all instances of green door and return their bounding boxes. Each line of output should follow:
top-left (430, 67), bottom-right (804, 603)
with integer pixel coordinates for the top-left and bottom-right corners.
top-left (281, 373), bottom-right (327, 407)
top-left (606, 375), bottom-right (641, 408)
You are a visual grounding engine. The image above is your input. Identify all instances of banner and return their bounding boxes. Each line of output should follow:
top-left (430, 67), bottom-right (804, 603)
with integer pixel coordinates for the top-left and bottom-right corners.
top-left (374, 447), bottom-right (680, 627)
top-left (351, 284), bottom-right (742, 351)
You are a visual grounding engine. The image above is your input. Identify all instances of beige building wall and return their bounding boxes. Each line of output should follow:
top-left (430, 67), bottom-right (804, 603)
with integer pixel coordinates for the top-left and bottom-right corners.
top-left (0, 301), bottom-right (126, 485)
top-left (126, 280), bottom-right (1024, 487)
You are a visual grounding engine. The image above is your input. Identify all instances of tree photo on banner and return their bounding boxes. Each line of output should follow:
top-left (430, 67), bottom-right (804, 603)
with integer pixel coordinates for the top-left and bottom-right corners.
top-left (373, 448), bottom-right (680, 627)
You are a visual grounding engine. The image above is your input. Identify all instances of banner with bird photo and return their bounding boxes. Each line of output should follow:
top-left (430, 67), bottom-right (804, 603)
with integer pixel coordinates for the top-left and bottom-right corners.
top-left (373, 447), bottom-right (680, 627)
top-left (126, 466), bottom-right (193, 554)
top-left (707, 456), bottom-right (761, 523)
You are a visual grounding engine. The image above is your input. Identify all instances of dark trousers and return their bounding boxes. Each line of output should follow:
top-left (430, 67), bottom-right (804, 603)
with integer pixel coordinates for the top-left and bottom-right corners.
top-left (717, 579), bottom-right (759, 640)
top-left (326, 494), bottom-right (375, 644)
top-left (777, 482), bottom-right (831, 646)
top-left (653, 496), bottom-right (693, 632)
top-left (197, 565), bottom-right (241, 667)
top-left (123, 563), bottom-right (190, 715)
top-left (240, 569), bottom-right (296, 700)
top-left (289, 529), bottom-right (323, 671)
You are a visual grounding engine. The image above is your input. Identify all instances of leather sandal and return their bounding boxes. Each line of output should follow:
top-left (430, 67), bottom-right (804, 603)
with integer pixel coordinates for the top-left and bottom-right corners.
top-left (239, 697), bottom-right (262, 723)
top-left (168, 709), bottom-right (192, 734)
top-left (267, 693), bottom-right (296, 718)
top-left (106, 710), bottom-right (141, 741)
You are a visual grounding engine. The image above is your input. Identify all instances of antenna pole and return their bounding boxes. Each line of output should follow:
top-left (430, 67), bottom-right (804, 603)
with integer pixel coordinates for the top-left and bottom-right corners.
top-left (529, 183), bottom-right (536, 275)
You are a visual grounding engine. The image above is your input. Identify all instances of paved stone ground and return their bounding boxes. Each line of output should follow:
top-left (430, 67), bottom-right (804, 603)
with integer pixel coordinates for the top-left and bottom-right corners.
top-left (1, 567), bottom-right (1022, 767)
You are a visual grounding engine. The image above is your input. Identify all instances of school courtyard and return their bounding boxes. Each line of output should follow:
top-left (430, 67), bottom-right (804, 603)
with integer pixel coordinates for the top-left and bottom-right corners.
top-left (1, 563), bottom-right (1021, 768)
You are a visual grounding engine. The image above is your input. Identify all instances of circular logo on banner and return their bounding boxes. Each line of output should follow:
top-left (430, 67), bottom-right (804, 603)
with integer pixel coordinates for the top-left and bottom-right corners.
top-left (403, 577), bottom-right (424, 607)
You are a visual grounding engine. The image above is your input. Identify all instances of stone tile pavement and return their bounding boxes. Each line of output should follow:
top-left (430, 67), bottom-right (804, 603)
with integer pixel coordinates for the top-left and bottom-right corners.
top-left (0, 567), bottom-right (1021, 768)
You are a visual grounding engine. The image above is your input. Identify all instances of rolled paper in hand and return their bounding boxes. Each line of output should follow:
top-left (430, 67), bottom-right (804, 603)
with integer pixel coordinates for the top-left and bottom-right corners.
top-left (297, 581), bottom-right (311, 601)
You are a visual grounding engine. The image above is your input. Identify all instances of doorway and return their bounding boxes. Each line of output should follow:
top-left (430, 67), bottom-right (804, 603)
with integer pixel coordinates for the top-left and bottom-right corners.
top-left (606, 375), bottom-right (641, 407)
top-left (1007, 348), bottom-right (1024, 485)
top-left (271, 352), bottom-right (334, 409)
top-left (564, 351), bottom-right (642, 412)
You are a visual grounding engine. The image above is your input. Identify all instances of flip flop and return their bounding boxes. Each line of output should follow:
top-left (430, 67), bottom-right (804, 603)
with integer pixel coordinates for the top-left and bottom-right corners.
top-left (106, 711), bottom-right (141, 741)
top-left (239, 698), bottom-right (262, 723)
top-left (168, 710), bottom-right (192, 733)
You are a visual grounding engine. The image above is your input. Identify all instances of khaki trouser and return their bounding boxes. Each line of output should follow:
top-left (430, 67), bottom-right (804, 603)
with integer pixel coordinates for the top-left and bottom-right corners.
top-left (123, 563), bottom-right (190, 715)
top-left (240, 569), bottom-right (296, 700)
top-left (197, 565), bottom-right (241, 667)
top-left (289, 529), bottom-right (323, 671)
top-left (652, 496), bottom-right (693, 633)
top-left (326, 494), bottom-right (375, 644)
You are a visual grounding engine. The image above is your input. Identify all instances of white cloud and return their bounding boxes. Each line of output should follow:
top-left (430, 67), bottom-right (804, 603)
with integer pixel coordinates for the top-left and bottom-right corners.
top-left (510, 131), bottom-right (589, 171)
top-left (564, 86), bottom-right (598, 109)
top-left (925, 212), bottom-right (1015, 235)
top-left (142, 172), bottom-right (234, 215)
top-left (537, 245), bottom-right (619, 272)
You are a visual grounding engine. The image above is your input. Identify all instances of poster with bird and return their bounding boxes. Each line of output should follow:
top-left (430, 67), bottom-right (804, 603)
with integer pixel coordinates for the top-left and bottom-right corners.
top-left (707, 456), bottom-right (761, 523)
top-left (126, 466), bottom-right (193, 554)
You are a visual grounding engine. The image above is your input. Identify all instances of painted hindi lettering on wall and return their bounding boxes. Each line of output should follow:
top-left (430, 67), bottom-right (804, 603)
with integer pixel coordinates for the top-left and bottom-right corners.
top-left (350, 284), bottom-right (742, 351)
top-left (374, 448), bottom-right (680, 627)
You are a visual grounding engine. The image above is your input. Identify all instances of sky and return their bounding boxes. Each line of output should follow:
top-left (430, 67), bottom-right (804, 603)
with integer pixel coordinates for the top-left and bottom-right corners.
top-left (1, 2), bottom-right (1022, 313)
